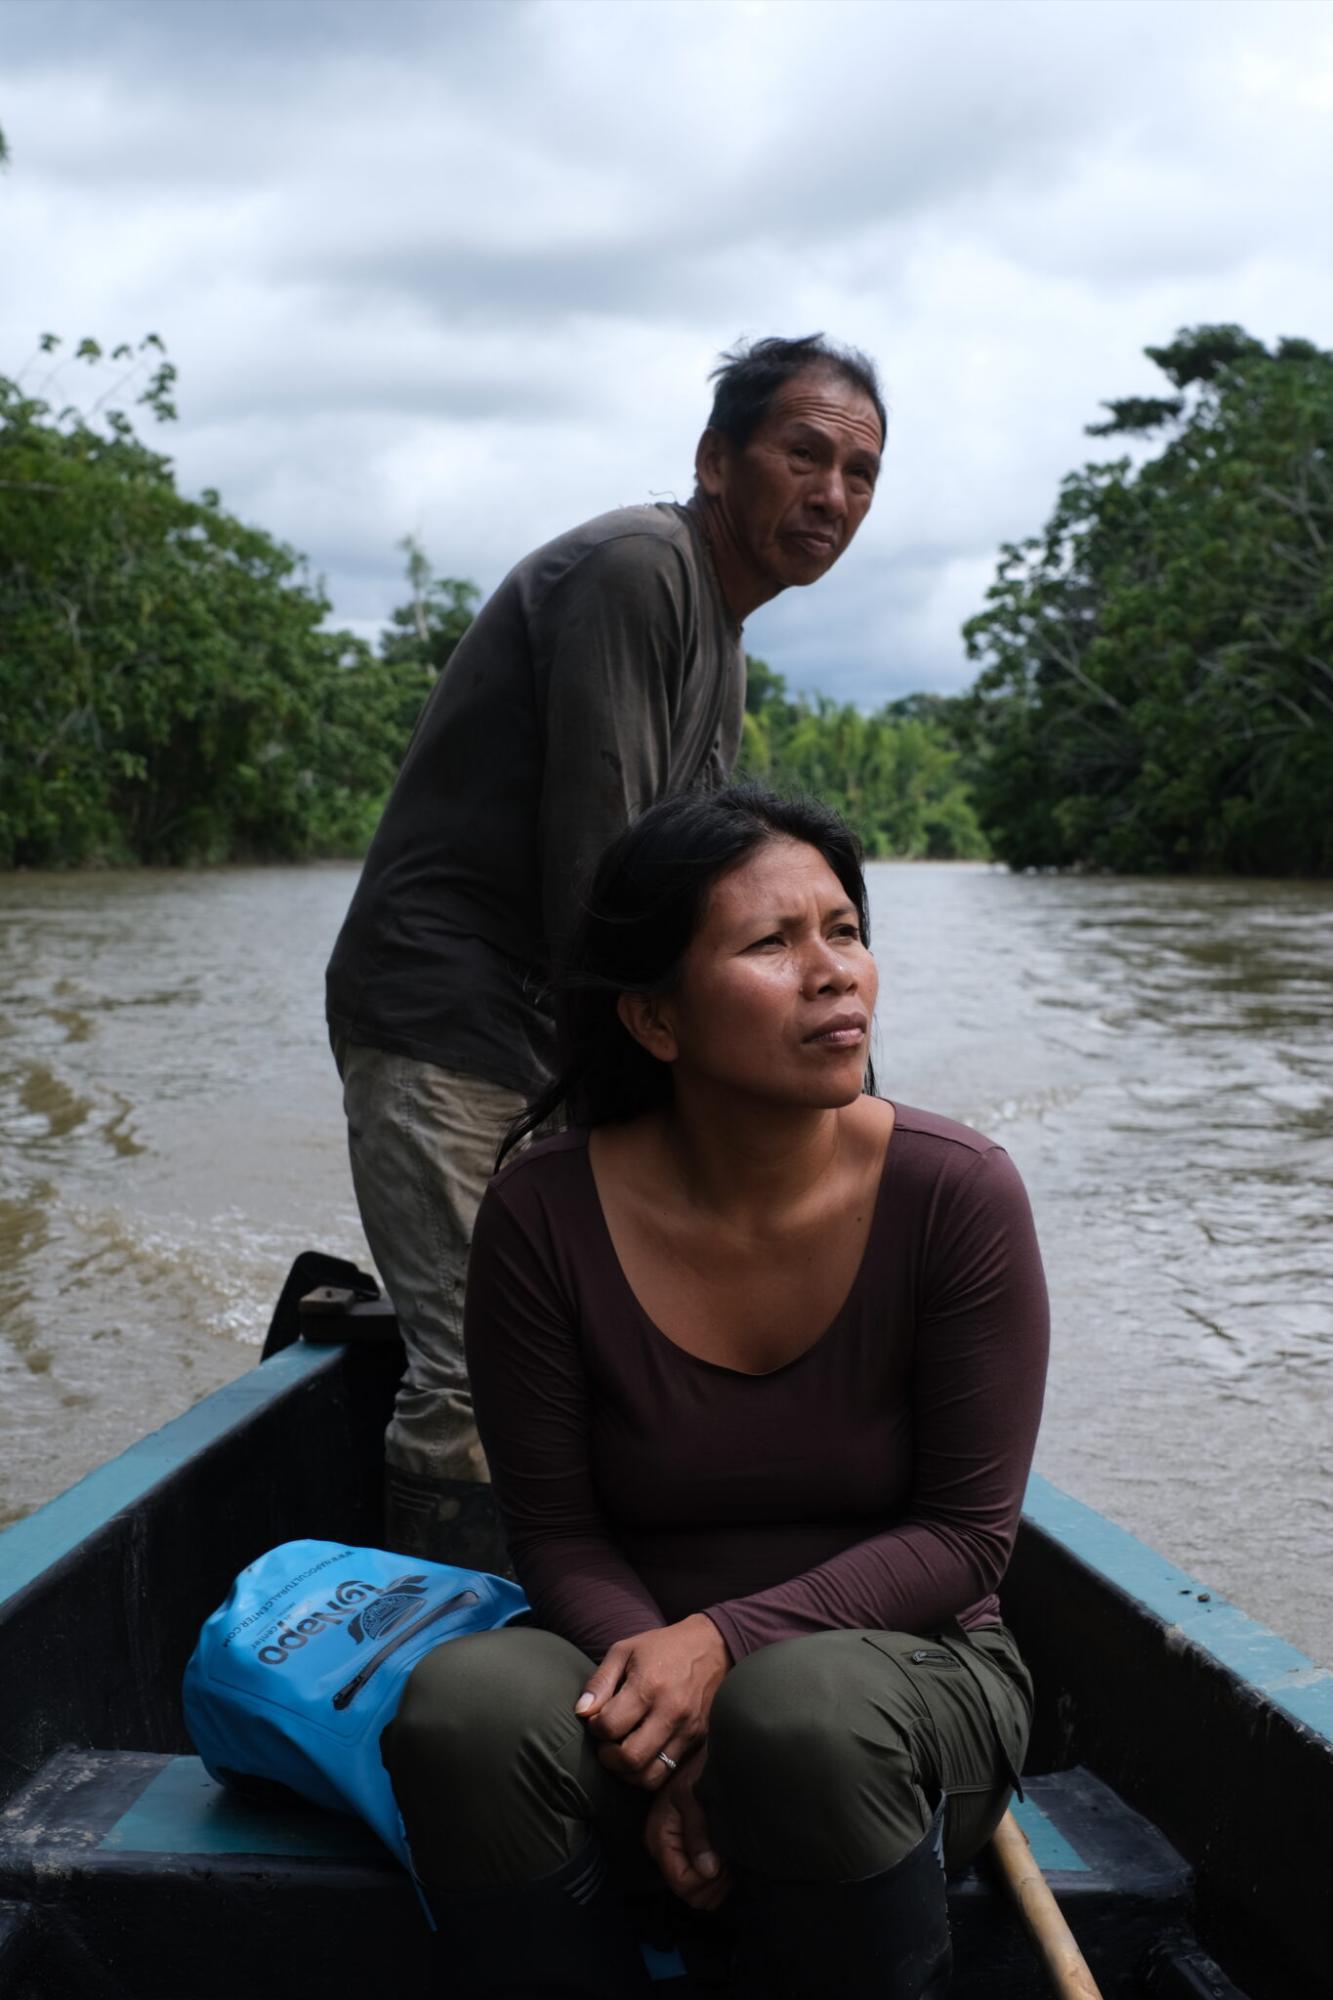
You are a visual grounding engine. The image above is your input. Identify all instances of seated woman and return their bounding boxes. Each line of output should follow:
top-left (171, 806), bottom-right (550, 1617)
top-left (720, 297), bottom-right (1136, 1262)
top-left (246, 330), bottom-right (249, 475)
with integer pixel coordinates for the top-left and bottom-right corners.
top-left (381, 786), bottom-right (1049, 1999)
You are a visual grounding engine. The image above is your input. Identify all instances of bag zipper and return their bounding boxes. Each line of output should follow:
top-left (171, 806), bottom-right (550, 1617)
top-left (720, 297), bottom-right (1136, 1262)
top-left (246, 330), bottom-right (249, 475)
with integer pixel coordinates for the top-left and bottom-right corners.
top-left (332, 1589), bottom-right (480, 1710)
top-left (909, 1648), bottom-right (961, 1667)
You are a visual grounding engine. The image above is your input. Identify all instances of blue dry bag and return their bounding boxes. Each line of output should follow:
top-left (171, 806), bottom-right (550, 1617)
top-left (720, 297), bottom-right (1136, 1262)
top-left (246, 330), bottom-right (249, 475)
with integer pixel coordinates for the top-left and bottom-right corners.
top-left (182, 1539), bottom-right (527, 1871)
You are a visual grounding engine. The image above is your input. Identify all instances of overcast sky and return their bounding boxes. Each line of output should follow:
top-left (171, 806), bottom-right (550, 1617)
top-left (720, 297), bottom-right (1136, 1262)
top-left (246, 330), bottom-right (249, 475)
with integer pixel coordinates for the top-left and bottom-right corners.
top-left (4, 0), bottom-right (1331, 704)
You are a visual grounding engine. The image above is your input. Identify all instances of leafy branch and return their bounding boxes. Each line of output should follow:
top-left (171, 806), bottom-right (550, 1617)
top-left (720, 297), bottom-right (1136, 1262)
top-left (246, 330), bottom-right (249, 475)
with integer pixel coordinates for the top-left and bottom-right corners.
top-left (962, 326), bottom-right (1333, 873)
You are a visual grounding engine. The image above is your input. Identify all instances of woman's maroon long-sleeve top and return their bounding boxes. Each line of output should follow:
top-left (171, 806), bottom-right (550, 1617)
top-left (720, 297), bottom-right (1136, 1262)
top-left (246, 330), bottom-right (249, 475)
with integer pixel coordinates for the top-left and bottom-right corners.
top-left (464, 1107), bottom-right (1049, 1663)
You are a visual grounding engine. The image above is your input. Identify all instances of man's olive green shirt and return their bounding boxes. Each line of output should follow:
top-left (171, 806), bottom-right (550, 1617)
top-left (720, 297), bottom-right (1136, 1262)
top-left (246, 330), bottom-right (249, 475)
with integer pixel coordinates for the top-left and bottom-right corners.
top-left (326, 502), bottom-right (745, 1094)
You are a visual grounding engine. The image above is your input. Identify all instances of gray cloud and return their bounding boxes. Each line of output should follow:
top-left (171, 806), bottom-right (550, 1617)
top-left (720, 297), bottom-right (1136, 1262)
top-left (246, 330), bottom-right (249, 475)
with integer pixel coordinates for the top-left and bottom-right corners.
top-left (3, 0), bottom-right (512, 70)
top-left (3, 0), bottom-right (1331, 700)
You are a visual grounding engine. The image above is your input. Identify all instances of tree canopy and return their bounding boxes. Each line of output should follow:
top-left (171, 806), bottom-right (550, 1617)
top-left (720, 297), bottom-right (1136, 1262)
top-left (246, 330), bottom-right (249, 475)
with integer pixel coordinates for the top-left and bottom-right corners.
top-left (2, 335), bottom-right (985, 872)
top-left (381, 534), bottom-right (478, 679)
top-left (10, 314), bottom-right (1328, 879)
top-left (962, 325), bottom-right (1333, 874)
top-left (740, 663), bottom-right (987, 860)
top-left (0, 344), bottom-right (455, 866)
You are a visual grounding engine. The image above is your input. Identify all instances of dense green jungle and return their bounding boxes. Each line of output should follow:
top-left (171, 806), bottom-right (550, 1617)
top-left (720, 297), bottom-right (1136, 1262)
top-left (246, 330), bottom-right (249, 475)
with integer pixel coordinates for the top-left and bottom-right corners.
top-left (2, 323), bottom-right (1330, 875)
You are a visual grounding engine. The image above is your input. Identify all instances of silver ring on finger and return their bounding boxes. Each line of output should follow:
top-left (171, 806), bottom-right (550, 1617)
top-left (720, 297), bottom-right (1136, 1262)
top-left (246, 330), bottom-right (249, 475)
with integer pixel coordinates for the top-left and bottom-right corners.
top-left (656, 1751), bottom-right (678, 1772)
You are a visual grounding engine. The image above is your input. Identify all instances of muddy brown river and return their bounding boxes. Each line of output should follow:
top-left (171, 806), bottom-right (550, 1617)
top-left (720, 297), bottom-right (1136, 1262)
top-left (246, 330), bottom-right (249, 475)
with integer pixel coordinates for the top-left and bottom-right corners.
top-left (2, 862), bottom-right (1330, 1663)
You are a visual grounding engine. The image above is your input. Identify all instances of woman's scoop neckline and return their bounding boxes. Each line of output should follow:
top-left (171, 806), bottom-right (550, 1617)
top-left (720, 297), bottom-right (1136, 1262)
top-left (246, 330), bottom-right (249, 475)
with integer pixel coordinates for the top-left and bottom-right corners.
top-left (581, 1108), bottom-right (900, 1380)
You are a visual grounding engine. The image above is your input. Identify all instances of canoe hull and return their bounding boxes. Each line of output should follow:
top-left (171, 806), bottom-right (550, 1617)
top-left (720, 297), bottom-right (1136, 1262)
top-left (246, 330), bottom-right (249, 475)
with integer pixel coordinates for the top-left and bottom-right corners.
top-left (2, 1324), bottom-right (1328, 1996)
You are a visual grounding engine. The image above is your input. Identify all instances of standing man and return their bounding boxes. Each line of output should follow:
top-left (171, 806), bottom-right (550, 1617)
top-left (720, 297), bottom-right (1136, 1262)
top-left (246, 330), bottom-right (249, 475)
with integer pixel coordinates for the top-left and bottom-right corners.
top-left (326, 334), bottom-right (885, 1562)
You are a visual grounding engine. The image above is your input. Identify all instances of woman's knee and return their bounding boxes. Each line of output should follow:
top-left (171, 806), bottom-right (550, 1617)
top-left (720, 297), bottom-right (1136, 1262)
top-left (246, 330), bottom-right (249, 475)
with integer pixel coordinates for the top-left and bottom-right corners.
top-left (383, 1626), bottom-right (598, 1886)
top-left (707, 1635), bottom-right (931, 1879)
top-left (383, 1625), bottom-right (590, 1793)
top-left (712, 1635), bottom-right (877, 1769)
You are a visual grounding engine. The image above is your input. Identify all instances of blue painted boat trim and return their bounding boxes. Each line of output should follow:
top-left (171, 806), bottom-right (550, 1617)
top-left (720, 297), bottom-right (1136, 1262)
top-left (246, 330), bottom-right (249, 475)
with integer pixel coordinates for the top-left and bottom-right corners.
top-left (1023, 1474), bottom-right (1333, 1741)
top-left (0, 1344), bottom-right (335, 1612)
top-left (1008, 1794), bottom-right (1087, 1873)
top-left (100, 1755), bottom-right (378, 1859)
top-left (640, 1943), bottom-right (687, 1980)
top-left (2, 1350), bottom-right (1328, 1748)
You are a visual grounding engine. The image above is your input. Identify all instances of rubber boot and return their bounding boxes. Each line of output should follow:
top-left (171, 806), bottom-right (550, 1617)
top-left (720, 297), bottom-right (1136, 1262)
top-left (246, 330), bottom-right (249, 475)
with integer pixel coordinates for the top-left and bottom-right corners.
top-left (383, 1465), bottom-right (514, 1576)
top-left (734, 1806), bottom-right (951, 1999)
top-left (419, 1837), bottom-right (654, 1998)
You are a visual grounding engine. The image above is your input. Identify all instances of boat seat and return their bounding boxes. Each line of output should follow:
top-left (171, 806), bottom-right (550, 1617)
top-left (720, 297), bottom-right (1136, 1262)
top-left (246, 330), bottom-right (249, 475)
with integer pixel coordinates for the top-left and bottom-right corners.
top-left (0, 1752), bottom-right (1191, 1998)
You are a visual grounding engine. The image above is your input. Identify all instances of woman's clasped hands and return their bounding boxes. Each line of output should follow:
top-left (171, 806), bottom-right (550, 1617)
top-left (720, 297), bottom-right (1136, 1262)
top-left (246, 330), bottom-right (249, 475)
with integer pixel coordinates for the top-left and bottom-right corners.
top-left (574, 1612), bottom-right (733, 1908)
top-left (574, 1611), bottom-right (729, 1785)
top-left (642, 1748), bottom-right (730, 1910)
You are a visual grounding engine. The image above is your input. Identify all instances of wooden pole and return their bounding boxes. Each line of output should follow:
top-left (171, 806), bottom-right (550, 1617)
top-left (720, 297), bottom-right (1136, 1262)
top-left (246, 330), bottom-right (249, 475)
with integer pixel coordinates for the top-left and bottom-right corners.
top-left (990, 1809), bottom-right (1105, 2000)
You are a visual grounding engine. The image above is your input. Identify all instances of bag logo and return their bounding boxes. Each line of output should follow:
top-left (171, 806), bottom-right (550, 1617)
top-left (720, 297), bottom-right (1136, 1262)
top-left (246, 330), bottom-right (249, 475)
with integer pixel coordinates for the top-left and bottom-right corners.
top-left (256, 1574), bottom-right (430, 1667)
top-left (346, 1579), bottom-right (430, 1644)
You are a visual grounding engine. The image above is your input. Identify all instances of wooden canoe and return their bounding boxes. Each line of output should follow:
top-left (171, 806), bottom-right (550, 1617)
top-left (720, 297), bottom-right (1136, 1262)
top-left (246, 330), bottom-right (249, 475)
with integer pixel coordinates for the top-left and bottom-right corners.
top-left (0, 1259), bottom-right (1328, 1998)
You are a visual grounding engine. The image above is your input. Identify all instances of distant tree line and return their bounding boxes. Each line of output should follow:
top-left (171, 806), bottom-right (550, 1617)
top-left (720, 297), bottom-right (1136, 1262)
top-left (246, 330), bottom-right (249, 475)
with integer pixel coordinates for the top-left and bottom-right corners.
top-left (962, 325), bottom-right (1333, 874)
top-left (0, 342), bottom-right (473, 866)
top-left (2, 320), bottom-right (1329, 874)
top-left (738, 663), bottom-right (985, 859)
top-left (0, 335), bottom-right (981, 869)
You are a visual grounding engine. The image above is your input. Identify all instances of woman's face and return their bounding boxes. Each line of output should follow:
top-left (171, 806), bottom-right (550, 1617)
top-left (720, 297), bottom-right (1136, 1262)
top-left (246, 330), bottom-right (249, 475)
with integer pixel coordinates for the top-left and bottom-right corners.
top-left (652, 835), bottom-right (878, 1108)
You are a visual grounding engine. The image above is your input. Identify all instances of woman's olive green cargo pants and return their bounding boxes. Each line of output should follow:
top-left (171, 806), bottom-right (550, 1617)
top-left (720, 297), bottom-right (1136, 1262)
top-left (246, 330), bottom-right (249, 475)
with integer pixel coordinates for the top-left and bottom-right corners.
top-left (382, 1619), bottom-right (1031, 1892)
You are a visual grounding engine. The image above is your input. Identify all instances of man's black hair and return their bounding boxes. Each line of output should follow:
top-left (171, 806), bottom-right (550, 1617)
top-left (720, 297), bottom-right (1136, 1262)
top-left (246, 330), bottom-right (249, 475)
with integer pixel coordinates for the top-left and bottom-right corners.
top-left (706, 334), bottom-right (886, 451)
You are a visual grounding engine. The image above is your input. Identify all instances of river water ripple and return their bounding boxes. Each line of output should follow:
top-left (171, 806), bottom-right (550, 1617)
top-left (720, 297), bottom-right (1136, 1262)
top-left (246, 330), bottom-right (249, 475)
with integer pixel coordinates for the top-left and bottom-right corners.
top-left (1, 863), bottom-right (1330, 1663)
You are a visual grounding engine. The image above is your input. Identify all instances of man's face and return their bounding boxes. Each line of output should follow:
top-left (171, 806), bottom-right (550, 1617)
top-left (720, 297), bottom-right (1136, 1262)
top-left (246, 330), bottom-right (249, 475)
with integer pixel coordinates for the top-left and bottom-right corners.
top-left (699, 369), bottom-right (883, 596)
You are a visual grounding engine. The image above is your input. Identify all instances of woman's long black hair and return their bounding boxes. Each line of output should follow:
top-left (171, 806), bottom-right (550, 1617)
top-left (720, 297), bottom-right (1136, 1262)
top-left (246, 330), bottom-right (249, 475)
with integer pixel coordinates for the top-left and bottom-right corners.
top-left (498, 784), bottom-right (875, 1165)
